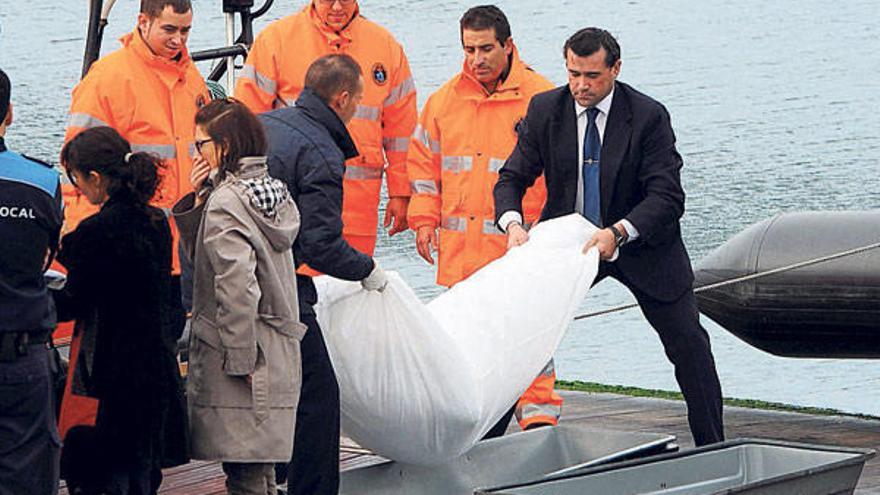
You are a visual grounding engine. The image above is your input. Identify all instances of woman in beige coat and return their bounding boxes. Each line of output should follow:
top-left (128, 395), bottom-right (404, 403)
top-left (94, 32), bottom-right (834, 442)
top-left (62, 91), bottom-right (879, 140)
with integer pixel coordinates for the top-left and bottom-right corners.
top-left (173, 99), bottom-right (304, 495)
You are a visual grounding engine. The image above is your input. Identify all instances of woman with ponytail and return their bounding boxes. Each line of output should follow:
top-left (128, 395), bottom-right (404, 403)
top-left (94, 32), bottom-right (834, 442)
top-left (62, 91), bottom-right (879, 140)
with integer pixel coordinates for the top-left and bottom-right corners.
top-left (173, 98), bottom-right (303, 495)
top-left (54, 126), bottom-right (188, 494)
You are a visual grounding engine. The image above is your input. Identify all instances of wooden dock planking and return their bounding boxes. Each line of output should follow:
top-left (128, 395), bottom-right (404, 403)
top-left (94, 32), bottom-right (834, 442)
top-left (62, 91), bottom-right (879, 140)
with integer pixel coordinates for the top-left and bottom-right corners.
top-left (60, 390), bottom-right (880, 494)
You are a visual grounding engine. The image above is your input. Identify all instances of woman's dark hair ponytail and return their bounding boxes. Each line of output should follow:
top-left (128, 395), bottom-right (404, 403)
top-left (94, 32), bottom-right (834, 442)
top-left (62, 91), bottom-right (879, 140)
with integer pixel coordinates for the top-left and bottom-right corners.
top-left (124, 152), bottom-right (161, 205)
top-left (61, 126), bottom-right (163, 206)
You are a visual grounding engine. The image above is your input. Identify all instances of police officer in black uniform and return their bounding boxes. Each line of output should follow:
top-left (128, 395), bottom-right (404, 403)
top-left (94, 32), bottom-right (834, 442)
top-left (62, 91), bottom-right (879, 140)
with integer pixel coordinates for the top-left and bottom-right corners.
top-left (0, 68), bottom-right (63, 495)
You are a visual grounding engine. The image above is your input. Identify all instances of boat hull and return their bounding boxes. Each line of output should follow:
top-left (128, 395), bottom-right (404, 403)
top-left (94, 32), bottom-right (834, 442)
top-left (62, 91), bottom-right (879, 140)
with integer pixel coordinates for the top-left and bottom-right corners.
top-left (339, 424), bottom-right (675, 495)
top-left (694, 211), bottom-right (880, 358)
top-left (478, 439), bottom-right (875, 495)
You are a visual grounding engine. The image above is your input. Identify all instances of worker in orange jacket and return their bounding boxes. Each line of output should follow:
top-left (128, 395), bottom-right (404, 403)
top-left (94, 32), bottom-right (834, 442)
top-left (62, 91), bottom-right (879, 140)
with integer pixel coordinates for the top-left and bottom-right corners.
top-left (407, 5), bottom-right (563, 433)
top-left (58, 0), bottom-right (206, 474)
top-left (235, 0), bottom-right (417, 258)
top-left (64, 0), bottom-right (209, 275)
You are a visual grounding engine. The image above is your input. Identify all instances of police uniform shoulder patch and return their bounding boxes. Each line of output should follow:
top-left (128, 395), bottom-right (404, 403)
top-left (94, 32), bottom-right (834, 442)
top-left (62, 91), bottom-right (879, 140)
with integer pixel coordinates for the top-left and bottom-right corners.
top-left (21, 154), bottom-right (54, 169)
top-left (372, 63), bottom-right (388, 86)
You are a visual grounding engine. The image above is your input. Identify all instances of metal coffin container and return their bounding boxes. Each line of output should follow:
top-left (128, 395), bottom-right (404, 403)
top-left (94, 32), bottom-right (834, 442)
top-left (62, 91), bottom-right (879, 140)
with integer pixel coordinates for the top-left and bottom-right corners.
top-left (478, 439), bottom-right (876, 495)
top-left (339, 423), bottom-right (676, 495)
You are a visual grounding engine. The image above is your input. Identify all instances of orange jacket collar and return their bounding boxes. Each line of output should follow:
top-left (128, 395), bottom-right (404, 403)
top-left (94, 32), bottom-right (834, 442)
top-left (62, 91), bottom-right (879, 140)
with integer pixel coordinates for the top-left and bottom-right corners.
top-left (458, 45), bottom-right (529, 100)
top-left (306, 2), bottom-right (360, 48)
top-left (121, 30), bottom-right (193, 83)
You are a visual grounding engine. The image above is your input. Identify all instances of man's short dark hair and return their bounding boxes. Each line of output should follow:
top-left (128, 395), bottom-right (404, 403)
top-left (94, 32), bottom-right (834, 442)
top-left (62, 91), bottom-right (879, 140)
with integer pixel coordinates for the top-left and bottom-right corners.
top-left (0, 68), bottom-right (10, 124)
top-left (460, 5), bottom-right (511, 46)
top-left (140, 0), bottom-right (192, 17)
top-left (304, 54), bottom-right (363, 104)
top-left (563, 28), bottom-right (621, 67)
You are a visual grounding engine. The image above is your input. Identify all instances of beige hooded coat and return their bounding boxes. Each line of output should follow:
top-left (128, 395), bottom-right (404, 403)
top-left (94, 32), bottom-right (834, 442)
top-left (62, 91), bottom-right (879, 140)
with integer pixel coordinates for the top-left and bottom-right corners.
top-left (173, 157), bottom-right (305, 462)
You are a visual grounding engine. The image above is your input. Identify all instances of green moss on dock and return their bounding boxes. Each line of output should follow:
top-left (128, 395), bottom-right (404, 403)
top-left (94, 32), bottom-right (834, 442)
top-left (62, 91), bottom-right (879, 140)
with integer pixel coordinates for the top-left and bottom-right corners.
top-left (556, 380), bottom-right (879, 420)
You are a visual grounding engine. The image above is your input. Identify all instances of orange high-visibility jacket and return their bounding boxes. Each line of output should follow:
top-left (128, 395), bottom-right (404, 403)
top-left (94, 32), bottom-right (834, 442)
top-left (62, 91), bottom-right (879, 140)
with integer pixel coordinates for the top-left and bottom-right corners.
top-left (64, 31), bottom-right (209, 274)
top-left (235, 3), bottom-right (417, 241)
top-left (407, 49), bottom-right (552, 287)
top-left (408, 52), bottom-right (562, 428)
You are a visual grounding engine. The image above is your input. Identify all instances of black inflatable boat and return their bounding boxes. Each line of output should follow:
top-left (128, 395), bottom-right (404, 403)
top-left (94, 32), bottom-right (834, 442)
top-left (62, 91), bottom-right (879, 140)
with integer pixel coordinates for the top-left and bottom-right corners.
top-left (694, 211), bottom-right (880, 359)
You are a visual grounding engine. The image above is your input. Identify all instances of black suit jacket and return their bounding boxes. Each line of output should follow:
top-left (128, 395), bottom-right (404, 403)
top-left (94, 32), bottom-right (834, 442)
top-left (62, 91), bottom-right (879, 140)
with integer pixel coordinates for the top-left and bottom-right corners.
top-left (494, 81), bottom-right (694, 302)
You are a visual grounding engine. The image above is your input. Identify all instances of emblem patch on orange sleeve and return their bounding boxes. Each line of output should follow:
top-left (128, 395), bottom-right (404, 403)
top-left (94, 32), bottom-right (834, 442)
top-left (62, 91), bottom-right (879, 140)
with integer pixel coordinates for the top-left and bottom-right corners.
top-left (372, 63), bottom-right (387, 86)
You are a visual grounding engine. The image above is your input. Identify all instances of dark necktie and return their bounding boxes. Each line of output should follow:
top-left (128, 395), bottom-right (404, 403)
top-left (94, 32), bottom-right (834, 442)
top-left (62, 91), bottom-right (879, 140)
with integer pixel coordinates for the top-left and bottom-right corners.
top-left (582, 107), bottom-right (602, 227)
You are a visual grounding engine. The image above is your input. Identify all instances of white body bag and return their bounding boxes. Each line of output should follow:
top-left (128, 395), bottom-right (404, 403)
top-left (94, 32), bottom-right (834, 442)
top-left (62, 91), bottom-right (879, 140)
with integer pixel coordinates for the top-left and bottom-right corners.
top-left (315, 214), bottom-right (600, 464)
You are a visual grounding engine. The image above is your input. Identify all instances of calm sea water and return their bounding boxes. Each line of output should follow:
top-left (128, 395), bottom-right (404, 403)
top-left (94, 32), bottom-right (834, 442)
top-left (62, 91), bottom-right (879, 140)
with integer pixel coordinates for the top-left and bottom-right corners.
top-left (1, 1), bottom-right (878, 415)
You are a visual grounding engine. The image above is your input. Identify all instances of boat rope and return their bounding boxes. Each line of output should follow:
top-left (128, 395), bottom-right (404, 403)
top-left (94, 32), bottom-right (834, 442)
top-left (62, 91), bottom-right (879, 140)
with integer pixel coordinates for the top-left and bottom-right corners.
top-left (573, 240), bottom-right (880, 321)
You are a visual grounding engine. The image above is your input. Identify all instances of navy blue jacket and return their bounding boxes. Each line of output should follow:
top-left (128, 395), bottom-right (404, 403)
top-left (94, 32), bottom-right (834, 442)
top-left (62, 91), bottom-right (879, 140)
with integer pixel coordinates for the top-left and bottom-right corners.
top-left (0, 137), bottom-right (63, 333)
top-left (259, 89), bottom-right (374, 314)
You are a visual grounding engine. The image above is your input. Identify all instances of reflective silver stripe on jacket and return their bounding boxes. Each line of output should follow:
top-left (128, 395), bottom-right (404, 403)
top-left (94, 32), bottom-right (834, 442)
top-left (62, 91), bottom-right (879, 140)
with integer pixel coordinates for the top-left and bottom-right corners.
top-left (354, 105), bottom-right (381, 122)
top-left (410, 179), bottom-right (439, 195)
top-left (441, 216), bottom-right (467, 232)
top-left (131, 143), bottom-right (177, 160)
top-left (483, 219), bottom-right (504, 235)
top-left (517, 402), bottom-right (562, 421)
top-left (239, 64), bottom-right (278, 95)
top-left (66, 113), bottom-right (109, 130)
top-left (444, 216), bottom-right (517, 235)
top-left (488, 157), bottom-right (506, 173)
top-left (441, 156), bottom-right (473, 173)
top-left (383, 76), bottom-right (415, 107)
top-left (539, 360), bottom-right (555, 376)
top-left (344, 165), bottom-right (383, 180)
top-left (486, 219), bottom-right (532, 235)
top-left (382, 137), bottom-right (409, 153)
top-left (413, 125), bottom-right (441, 154)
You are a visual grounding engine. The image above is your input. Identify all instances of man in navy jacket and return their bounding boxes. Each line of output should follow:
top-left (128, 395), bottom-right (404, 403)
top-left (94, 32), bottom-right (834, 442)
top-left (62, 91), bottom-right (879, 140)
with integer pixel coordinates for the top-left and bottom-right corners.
top-left (0, 68), bottom-right (63, 495)
top-left (494, 29), bottom-right (724, 446)
top-left (259, 54), bottom-right (386, 495)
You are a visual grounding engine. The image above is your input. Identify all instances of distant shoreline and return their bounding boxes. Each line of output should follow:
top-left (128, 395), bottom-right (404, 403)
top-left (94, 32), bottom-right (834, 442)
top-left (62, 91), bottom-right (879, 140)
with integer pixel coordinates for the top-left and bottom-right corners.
top-left (557, 379), bottom-right (880, 421)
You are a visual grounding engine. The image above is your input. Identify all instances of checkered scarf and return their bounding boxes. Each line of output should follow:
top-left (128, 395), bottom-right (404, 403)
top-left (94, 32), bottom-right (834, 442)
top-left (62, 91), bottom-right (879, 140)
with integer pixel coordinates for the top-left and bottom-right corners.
top-left (240, 176), bottom-right (290, 218)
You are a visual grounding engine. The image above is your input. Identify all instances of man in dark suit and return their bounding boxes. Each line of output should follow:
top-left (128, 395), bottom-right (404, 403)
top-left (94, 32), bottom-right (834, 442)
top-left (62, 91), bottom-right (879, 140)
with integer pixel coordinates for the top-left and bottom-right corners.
top-left (493, 28), bottom-right (724, 446)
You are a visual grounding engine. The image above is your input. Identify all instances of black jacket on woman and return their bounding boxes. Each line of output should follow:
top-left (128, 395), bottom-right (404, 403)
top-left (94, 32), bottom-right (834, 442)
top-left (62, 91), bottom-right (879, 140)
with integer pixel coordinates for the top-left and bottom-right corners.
top-left (55, 193), bottom-right (188, 470)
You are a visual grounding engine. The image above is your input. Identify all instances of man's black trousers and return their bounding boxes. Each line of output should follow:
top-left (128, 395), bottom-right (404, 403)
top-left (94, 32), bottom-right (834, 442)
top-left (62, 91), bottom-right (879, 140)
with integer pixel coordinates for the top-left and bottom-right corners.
top-left (597, 266), bottom-right (725, 446)
top-left (276, 312), bottom-right (340, 495)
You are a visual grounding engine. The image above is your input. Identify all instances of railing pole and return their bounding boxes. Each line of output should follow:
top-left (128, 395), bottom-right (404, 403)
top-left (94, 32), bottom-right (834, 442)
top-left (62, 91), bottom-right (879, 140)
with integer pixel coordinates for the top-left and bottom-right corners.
top-left (81, 0), bottom-right (104, 79)
top-left (225, 13), bottom-right (236, 92)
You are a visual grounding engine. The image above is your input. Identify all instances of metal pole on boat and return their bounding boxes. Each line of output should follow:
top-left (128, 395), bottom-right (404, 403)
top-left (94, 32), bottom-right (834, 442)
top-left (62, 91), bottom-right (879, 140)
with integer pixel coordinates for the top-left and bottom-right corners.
top-left (225, 13), bottom-right (236, 92)
top-left (199, 0), bottom-right (270, 83)
top-left (82, 0), bottom-right (104, 79)
top-left (81, 0), bottom-right (116, 79)
top-left (102, 0), bottom-right (117, 21)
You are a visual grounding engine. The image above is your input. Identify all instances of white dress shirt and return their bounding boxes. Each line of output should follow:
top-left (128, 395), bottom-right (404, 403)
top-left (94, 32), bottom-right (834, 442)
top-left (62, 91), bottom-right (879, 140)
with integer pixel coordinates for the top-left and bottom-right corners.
top-left (499, 88), bottom-right (639, 246)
